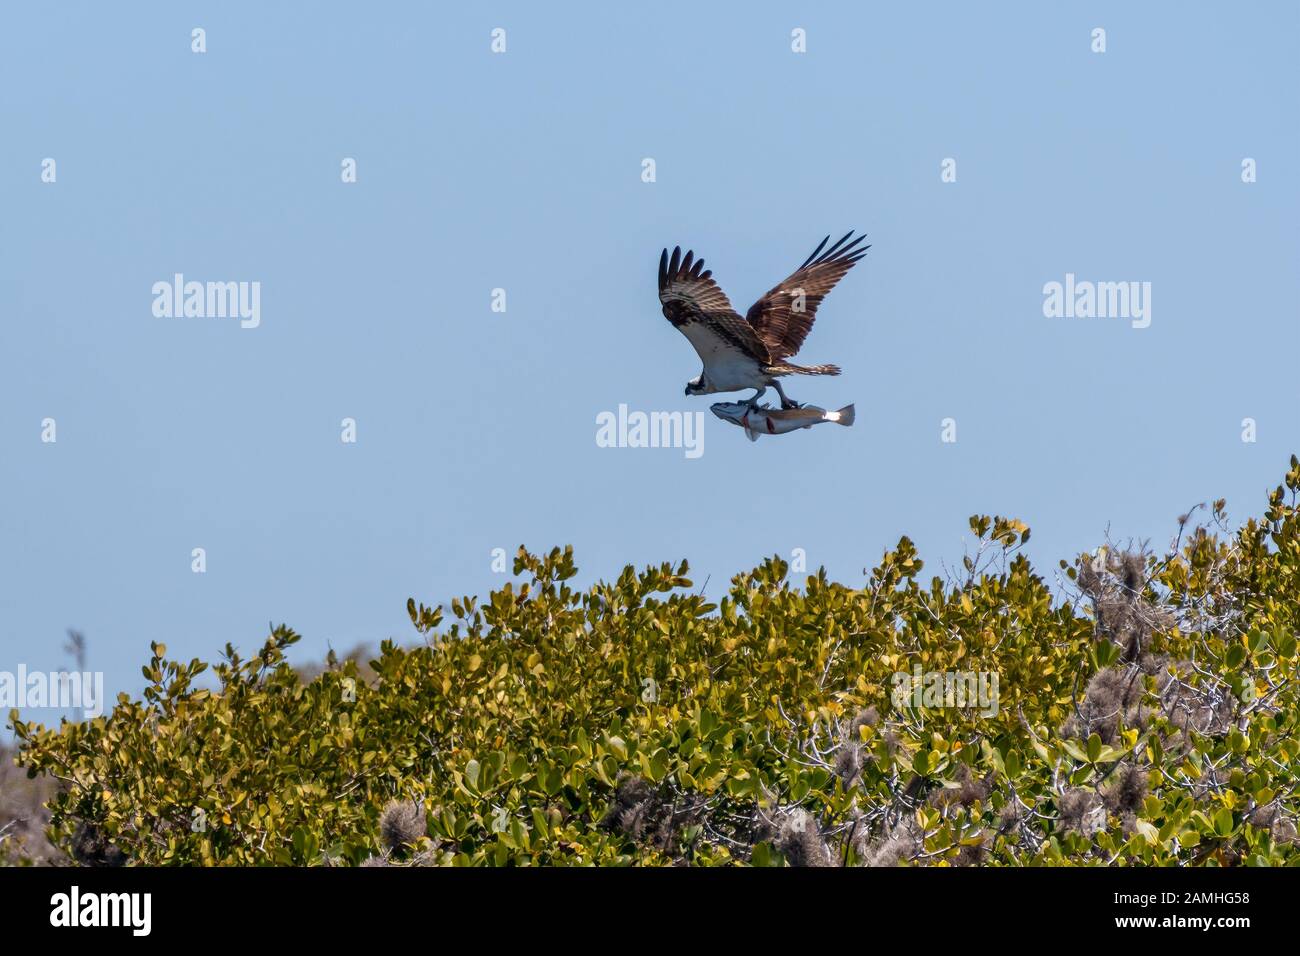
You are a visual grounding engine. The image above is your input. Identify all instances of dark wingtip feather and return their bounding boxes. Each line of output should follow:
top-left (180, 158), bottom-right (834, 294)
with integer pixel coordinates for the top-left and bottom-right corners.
top-left (812, 231), bottom-right (870, 267)
top-left (800, 234), bottom-right (831, 270)
top-left (840, 233), bottom-right (869, 255)
top-left (820, 229), bottom-right (856, 261)
top-left (845, 243), bottom-right (872, 264)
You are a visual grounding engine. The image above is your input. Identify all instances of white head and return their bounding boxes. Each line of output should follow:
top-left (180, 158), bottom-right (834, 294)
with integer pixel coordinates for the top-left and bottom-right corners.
top-left (685, 374), bottom-right (706, 397)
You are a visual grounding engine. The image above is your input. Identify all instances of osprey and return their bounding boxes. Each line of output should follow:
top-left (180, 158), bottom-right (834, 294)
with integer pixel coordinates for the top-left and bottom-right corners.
top-left (658, 230), bottom-right (869, 408)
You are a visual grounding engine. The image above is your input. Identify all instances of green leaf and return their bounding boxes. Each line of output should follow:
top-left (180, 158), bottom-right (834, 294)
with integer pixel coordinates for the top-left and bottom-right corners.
top-left (1004, 750), bottom-right (1021, 779)
top-left (1214, 808), bottom-right (1235, 838)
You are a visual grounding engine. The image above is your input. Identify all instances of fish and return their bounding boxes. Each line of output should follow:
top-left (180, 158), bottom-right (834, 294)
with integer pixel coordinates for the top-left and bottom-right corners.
top-left (710, 401), bottom-right (854, 442)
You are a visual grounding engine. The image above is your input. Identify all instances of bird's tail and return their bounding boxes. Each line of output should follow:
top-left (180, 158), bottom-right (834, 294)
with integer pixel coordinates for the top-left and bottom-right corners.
top-left (770, 362), bottom-right (841, 377)
top-left (827, 404), bottom-right (855, 427)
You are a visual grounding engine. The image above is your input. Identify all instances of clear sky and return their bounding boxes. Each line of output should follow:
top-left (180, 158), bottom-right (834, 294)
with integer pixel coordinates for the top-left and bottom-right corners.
top-left (2, 2), bottom-right (1297, 728)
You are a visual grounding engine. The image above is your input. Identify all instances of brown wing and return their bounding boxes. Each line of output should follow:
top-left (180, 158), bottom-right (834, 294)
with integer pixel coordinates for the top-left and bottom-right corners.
top-left (659, 246), bottom-right (771, 364)
top-left (745, 231), bottom-right (870, 360)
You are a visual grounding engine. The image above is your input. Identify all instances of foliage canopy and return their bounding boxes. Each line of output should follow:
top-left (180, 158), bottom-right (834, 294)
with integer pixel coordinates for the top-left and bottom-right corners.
top-left (11, 458), bottom-right (1300, 866)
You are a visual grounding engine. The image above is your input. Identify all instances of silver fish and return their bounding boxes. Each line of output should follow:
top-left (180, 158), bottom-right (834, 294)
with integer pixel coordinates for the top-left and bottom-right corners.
top-left (710, 402), bottom-right (854, 442)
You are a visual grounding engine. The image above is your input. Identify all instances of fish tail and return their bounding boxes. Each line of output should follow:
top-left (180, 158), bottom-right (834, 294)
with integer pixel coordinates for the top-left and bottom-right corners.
top-left (827, 403), bottom-right (855, 427)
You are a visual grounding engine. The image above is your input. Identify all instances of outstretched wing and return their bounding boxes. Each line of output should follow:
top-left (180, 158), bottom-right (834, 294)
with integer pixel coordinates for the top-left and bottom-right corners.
top-left (745, 230), bottom-right (870, 360)
top-left (659, 246), bottom-right (770, 365)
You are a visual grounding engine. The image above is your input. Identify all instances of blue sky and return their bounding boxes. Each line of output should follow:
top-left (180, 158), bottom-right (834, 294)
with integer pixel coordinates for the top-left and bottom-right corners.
top-left (2, 2), bottom-right (1297, 728)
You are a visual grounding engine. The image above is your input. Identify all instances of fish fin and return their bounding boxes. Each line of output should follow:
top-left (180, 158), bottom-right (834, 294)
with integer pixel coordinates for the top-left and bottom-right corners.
top-left (831, 404), bottom-right (855, 427)
top-left (744, 427), bottom-right (759, 442)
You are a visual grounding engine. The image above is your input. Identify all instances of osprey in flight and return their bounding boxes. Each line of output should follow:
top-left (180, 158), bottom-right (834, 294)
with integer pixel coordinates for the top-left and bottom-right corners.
top-left (658, 230), bottom-right (869, 409)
